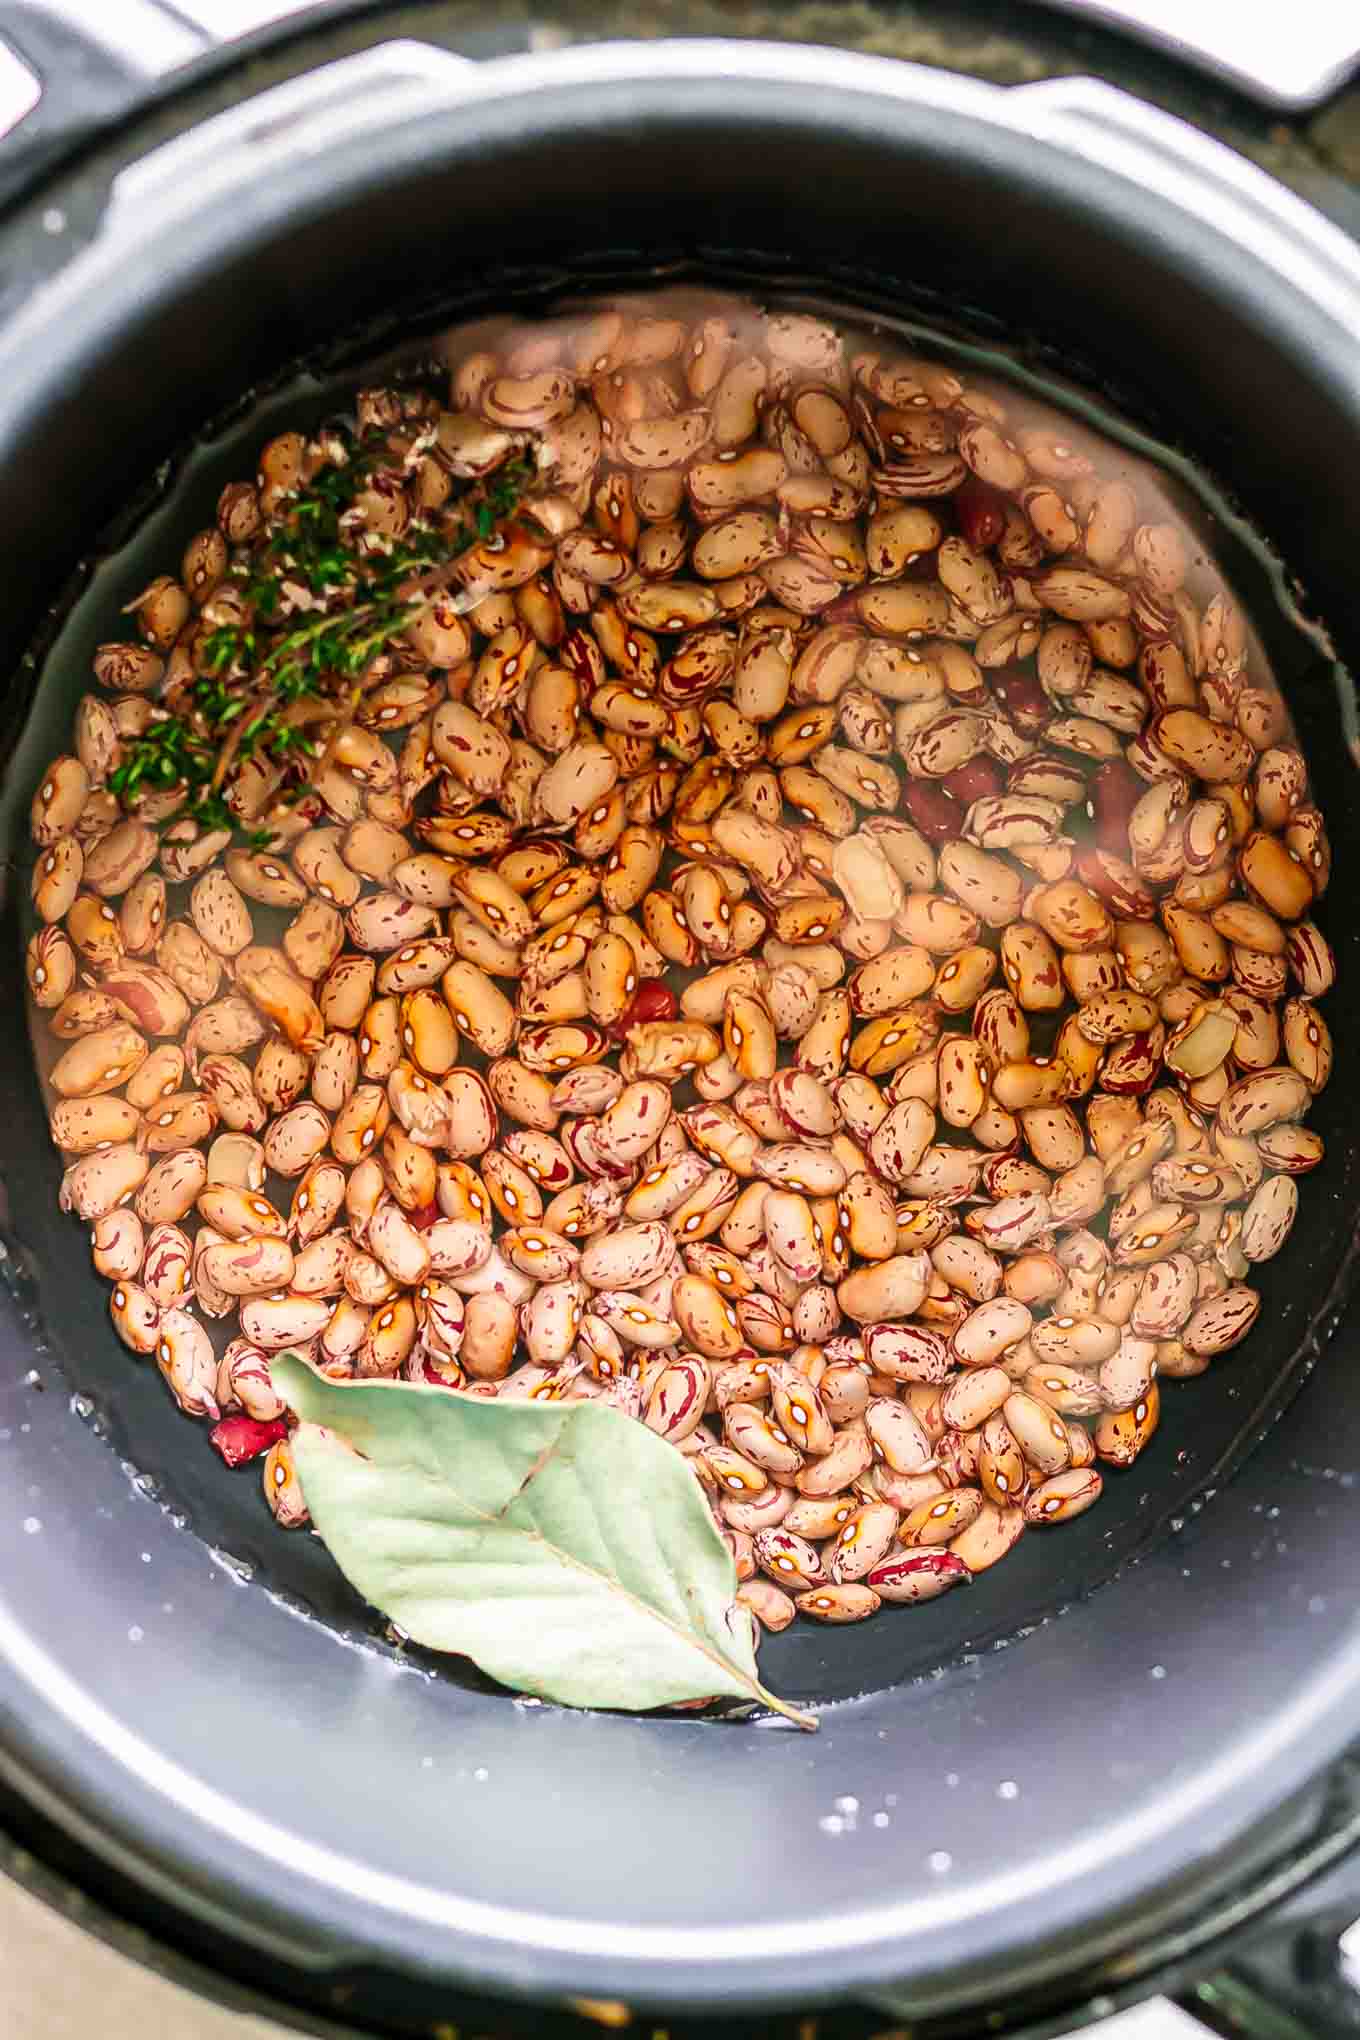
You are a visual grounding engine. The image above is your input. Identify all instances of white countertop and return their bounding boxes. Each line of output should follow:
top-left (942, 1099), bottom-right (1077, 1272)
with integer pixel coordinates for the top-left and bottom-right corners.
top-left (1, 1872), bottom-right (285, 2039)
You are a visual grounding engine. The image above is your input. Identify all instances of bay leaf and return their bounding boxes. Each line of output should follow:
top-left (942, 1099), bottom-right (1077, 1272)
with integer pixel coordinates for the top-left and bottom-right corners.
top-left (271, 1354), bottom-right (816, 1729)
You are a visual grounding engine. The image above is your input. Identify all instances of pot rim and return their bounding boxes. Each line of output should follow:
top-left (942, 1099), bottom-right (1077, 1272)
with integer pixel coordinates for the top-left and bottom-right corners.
top-left (9, 36), bottom-right (1360, 380)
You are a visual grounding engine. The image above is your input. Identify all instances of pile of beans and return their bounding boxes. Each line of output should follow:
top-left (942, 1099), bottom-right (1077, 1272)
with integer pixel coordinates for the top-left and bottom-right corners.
top-left (26, 296), bottom-right (1336, 1637)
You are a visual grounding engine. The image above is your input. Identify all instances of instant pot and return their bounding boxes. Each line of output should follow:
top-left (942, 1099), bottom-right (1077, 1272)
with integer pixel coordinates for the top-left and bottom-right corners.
top-left (5, 4), bottom-right (1360, 2035)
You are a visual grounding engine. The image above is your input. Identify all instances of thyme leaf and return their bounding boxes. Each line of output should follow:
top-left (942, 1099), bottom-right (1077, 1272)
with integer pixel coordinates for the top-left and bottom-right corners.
top-left (107, 428), bottom-right (536, 837)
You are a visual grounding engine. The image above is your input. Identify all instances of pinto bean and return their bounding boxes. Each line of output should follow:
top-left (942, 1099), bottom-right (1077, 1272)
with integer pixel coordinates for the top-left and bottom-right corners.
top-left (198, 1236), bottom-right (297, 1298)
top-left (28, 311), bottom-right (1337, 1647)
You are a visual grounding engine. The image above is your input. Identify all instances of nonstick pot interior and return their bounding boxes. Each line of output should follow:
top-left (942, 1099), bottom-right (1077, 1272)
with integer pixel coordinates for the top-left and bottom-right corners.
top-left (3, 43), bottom-right (1360, 2023)
top-left (3, 299), bottom-right (1357, 1712)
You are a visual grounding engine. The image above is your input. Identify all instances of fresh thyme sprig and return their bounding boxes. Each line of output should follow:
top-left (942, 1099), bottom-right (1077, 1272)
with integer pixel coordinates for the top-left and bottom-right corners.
top-left (107, 432), bottom-right (535, 838)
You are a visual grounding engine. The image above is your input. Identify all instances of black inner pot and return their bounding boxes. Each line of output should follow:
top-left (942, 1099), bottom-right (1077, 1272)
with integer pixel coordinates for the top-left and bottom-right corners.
top-left (2, 47), bottom-right (1360, 2026)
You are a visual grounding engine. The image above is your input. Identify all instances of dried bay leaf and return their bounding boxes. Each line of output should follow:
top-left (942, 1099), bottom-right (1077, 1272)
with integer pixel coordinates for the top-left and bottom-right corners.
top-left (272, 1354), bottom-right (816, 1728)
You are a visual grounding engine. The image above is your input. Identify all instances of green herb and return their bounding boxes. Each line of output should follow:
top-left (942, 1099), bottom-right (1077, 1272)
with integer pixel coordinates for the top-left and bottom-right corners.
top-left (270, 1354), bottom-right (818, 1729)
top-left (108, 431), bottom-right (535, 836)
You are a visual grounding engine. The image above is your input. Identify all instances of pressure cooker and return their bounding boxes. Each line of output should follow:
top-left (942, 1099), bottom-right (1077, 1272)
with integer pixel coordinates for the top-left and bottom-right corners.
top-left (4, 5), bottom-right (1360, 2036)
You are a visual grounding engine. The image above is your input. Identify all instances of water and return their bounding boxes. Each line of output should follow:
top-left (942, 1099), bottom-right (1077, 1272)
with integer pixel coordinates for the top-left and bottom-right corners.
top-left (208, 1546), bottom-right (254, 1586)
top-left (6, 280), bottom-right (1352, 1708)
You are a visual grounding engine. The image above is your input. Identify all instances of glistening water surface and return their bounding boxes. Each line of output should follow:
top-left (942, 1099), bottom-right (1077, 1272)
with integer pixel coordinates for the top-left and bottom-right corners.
top-left (6, 285), bottom-right (1352, 1711)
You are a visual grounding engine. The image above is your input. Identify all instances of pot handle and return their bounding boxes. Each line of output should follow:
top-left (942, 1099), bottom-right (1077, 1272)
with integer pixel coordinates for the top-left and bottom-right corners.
top-left (0, 1), bottom-right (427, 224)
top-left (0, 2), bottom-right (208, 214)
top-left (1030, 1), bottom-right (1359, 114)
top-left (1009, 73), bottom-right (1360, 316)
top-left (0, 7), bottom-right (485, 312)
top-left (1178, 1769), bottom-right (1360, 2040)
top-left (857, 1753), bottom-right (1360, 2036)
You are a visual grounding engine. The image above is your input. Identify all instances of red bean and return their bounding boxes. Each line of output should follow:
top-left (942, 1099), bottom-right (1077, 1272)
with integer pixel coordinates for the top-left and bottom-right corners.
top-left (954, 475), bottom-right (1009, 550)
top-left (208, 1415), bottom-right (289, 1468)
